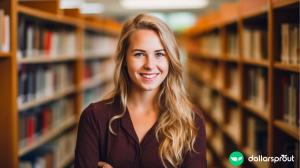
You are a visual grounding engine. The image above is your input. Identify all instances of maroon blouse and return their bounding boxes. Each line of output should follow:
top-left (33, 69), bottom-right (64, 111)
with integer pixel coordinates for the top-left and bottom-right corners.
top-left (75, 97), bottom-right (207, 168)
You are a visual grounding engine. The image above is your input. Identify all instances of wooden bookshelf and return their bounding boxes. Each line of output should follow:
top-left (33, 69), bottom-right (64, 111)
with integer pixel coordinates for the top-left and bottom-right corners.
top-left (274, 120), bottom-right (300, 140)
top-left (274, 62), bottom-right (300, 73)
top-left (272, 0), bottom-right (299, 9)
top-left (243, 101), bottom-right (269, 121)
top-left (0, 52), bottom-right (10, 57)
top-left (17, 5), bottom-right (80, 26)
top-left (18, 85), bottom-right (76, 111)
top-left (18, 116), bottom-right (76, 157)
top-left (18, 56), bottom-right (77, 64)
top-left (185, 1), bottom-right (300, 168)
top-left (0, 0), bottom-right (121, 167)
top-left (242, 59), bottom-right (269, 67)
top-left (84, 54), bottom-right (112, 61)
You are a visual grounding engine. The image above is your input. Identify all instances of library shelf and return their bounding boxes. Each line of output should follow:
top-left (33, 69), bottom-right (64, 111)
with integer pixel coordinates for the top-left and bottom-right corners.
top-left (58, 153), bottom-right (75, 168)
top-left (17, 5), bottom-right (81, 26)
top-left (207, 138), bottom-right (224, 161)
top-left (84, 21), bottom-right (120, 36)
top-left (274, 63), bottom-right (300, 73)
top-left (185, 1), bottom-right (300, 167)
top-left (224, 56), bottom-right (239, 63)
top-left (240, 0), bottom-right (268, 20)
top-left (222, 90), bottom-right (240, 103)
top-left (242, 59), bottom-right (269, 67)
top-left (18, 86), bottom-right (76, 111)
top-left (243, 146), bottom-right (270, 168)
top-left (84, 54), bottom-right (113, 61)
top-left (274, 120), bottom-right (300, 140)
top-left (199, 52), bottom-right (224, 61)
top-left (272, 0), bottom-right (299, 9)
top-left (243, 101), bottom-right (269, 121)
top-left (222, 158), bottom-right (235, 168)
top-left (18, 116), bottom-right (77, 157)
top-left (0, 52), bottom-right (11, 57)
top-left (81, 75), bottom-right (112, 91)
top-left (18, 56), bottom-right (78, 64)
top-left (223, 125), bottom-right (241, 147)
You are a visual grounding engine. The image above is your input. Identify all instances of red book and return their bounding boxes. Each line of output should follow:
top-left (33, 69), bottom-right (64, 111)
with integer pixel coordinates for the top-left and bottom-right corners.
top-left (44, 31), bottom-right (52, 56)
top-left (27, 116), bottom-right (36, 145)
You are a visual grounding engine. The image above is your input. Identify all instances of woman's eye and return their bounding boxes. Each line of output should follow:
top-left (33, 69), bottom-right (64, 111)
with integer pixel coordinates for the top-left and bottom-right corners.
top-left (155, 52), bottom-right (165, 57)
top-left (134, 53), bottom-right (144, 57)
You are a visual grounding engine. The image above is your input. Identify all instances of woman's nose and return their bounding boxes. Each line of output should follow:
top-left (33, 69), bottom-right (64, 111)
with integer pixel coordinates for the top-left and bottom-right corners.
top-left (143, 55), bottom-right (155, 69)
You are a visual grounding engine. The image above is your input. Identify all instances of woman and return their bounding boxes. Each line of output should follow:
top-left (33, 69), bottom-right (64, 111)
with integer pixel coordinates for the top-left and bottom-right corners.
top-left (75, 14), bottom-right (207, 168)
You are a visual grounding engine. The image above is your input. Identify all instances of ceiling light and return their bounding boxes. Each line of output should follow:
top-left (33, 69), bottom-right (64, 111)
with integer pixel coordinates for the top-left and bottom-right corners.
top-left (80, 2), bottom-right (104, 14)
top-left (121, 0), bottom-right (208, 10)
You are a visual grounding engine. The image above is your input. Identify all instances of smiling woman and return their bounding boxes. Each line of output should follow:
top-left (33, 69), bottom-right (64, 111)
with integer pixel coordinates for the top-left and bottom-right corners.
top-left (75, 13), bottom-right (207, 168)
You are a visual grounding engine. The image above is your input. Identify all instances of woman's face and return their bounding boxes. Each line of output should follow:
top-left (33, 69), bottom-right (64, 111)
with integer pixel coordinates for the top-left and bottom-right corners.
top-left (126, 29), bottom-right (169, 92)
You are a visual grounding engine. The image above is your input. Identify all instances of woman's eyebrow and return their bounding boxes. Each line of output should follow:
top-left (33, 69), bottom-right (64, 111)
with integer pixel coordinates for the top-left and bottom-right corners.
top-left (154, 49), bottom-right (165, 52)
top-left (132, 49), bottom-right (146, 52)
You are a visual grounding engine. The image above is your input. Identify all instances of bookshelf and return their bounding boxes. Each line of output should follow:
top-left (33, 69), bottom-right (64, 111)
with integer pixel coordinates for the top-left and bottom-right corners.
top-left (0, 0), bottom-right (121, 167)
top-left (185, 0), bottom-right (299, 168)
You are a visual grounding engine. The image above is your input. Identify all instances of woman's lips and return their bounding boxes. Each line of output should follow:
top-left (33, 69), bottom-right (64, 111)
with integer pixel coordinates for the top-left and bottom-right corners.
top-left (139, 73), bottom-right (159, 81)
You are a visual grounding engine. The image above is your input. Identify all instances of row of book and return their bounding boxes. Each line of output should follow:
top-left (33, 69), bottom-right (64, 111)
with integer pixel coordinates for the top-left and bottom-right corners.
top-left (84, 31), bottom-right (118, 57)
top-left (247, 116), bottom-right (268, 155)
top-left (246, 67), bottom-right (268, 111)
top-left (225, 105), bottom-right (241, 143)
top-left (18, 15), bottom-right (77, 58)
top-left (280, 23), bottom-right (299, 65)
top-left (19, 97), bottom-right (74, 148)
top-left (243, 28), bottom-right (268, 61)
top-left (19, 129), bottom-right (76, 168)
top-left (18, 64), bottom-right (74, 105)
top-left (188, 59), bottom-right (223, 89)
top-left (281, 73), bottom-right (299, 128)
top-left (199, 32), bottom-right (221, 56)
top-left (226, 32), bottom-right (238, 58)
top-left (0, 9), bottom-right (10, 52)
top-left (83, 59), bottom-right (115, 81)
top-left (226, 66), bottom-right (239, 97)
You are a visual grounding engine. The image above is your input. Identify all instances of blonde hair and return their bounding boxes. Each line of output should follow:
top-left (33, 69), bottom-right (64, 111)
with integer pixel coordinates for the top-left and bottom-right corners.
top-left (107, 14), bottom-right (198, 167)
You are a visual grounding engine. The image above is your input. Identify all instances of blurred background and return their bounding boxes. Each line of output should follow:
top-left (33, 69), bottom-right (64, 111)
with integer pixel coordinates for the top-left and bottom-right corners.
top-left (0, 0), bottom-right (299, 167)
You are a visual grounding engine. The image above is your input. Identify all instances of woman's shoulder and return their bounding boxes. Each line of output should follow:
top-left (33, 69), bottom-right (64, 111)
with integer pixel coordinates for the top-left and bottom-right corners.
top-left (80, 97), bottom-right (118, 123)
top-left (192, 107), bottom-right (206, 130)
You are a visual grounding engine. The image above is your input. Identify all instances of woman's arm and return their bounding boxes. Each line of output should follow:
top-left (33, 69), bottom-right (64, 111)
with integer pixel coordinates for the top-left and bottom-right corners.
top-left (75, 104), bottom-right (100, 168)
top-left (181, 112), bottom-right (207, 168)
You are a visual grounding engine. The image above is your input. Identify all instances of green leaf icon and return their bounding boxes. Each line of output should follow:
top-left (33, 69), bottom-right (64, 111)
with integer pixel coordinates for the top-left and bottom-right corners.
top-left (229, 151), bottom-right (244, 167)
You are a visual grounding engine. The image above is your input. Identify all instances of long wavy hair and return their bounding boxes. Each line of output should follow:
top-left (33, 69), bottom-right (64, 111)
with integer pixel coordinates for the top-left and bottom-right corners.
top-left (107, 13), bottom-right (198, 167)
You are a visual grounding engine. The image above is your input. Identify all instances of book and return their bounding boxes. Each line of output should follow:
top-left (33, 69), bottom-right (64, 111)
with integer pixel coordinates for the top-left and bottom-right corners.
top-left (19, 97), bottom-right (74, 148)
top-left (18, 15), bottom-right (77, 58)
top-left (19, 129), bottom-right (76, 168)
top-left (280, 23), bottom-right (300, 65)
top-left (281, 73), bottom-right (299, 128)
top-left (18, 64), bottom-right (74, 105)
top-left (243, 28), bottom-right (268, 61)
top-left (0, 9), bottom-right (10, 52)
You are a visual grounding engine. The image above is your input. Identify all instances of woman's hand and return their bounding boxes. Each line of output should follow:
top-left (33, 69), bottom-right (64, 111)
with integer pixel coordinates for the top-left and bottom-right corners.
top-left (97, 161), bottom-right (113, 168)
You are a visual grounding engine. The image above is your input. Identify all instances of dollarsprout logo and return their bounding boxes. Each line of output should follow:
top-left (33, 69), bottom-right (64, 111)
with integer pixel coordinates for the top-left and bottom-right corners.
top-left (229, 151), bottom-right (244, 166)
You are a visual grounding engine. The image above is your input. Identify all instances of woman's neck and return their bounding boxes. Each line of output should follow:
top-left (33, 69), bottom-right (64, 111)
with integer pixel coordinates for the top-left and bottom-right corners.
top-left (127, 87), bottom-right (159, 115)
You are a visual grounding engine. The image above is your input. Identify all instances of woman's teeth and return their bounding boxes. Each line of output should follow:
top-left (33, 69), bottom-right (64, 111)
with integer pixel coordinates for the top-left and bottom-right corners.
top-left (140, 73), bottom-right (159, 79)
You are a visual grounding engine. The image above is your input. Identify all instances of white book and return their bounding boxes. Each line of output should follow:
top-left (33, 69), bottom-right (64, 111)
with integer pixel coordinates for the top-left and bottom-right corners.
top-left (2, 15), bottom-right (10, 52)
top-left (281, 24), bottom-right (290, 64)
top-left (0, 10), bottom-right (4, 51)
top-left (26, 26), bottom-right (33, 57)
